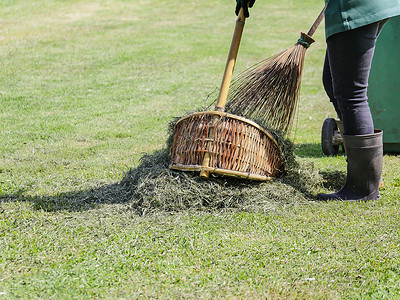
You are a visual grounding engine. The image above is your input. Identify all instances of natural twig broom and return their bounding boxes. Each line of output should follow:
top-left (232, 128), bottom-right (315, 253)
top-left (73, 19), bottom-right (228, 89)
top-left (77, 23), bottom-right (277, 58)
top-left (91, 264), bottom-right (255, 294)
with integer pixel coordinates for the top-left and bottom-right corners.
top-left (226, 6), bottom-right (326, 133)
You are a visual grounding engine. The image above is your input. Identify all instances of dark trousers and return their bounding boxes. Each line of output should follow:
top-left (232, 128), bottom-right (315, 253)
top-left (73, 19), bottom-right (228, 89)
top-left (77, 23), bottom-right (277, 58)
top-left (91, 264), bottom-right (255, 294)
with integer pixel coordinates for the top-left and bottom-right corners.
top-left (322, 20), bottom-right (387, 135)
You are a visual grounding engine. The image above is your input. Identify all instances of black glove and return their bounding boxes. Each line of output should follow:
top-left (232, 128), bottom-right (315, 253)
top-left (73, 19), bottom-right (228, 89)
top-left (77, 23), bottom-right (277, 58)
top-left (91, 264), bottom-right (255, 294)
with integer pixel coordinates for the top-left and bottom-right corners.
top-left (235, 0), bottom-right (256, 18)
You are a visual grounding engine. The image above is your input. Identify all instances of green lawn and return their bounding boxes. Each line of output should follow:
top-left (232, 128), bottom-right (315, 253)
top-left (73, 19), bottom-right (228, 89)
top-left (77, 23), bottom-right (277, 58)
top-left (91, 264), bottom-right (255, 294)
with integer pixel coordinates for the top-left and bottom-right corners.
top-left (1, 0), bottom-right (399, 298)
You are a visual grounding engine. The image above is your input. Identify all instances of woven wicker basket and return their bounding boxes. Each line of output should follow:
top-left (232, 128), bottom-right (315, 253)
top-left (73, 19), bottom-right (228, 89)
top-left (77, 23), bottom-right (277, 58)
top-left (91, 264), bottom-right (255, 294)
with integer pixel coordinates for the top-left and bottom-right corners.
top-left (170, 10), bottom-right (285, 181)
top-left (170, 111), bottom-right (285, 181)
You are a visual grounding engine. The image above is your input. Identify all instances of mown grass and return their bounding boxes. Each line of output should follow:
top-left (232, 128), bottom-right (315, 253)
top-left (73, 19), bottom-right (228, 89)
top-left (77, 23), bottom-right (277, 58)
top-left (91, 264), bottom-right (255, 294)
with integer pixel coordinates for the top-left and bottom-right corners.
top-left (1, 0), bottom-right (400, 298)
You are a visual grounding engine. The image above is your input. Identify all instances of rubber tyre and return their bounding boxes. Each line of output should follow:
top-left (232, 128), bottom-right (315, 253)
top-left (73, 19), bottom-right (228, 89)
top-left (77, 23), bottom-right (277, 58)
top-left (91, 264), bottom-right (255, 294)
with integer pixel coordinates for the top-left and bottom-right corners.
top-left (321, 118), bottom-right (339, 156)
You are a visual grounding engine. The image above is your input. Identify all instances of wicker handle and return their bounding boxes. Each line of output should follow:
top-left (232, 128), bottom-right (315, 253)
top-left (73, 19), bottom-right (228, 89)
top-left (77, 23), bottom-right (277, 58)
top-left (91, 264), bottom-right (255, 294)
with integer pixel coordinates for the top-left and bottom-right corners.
top-left (200, 8), bottom-right (246, 179)
top-left (214, 8), bottom-right (246, 112)
top-left (307, 4), bottom-right (326, 37)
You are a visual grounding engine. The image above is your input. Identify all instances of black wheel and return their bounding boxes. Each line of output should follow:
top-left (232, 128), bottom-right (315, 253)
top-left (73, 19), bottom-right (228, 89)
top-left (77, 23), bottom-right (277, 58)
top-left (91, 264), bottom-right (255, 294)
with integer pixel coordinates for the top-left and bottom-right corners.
top-left (321, 118), bottom-right (340, 156)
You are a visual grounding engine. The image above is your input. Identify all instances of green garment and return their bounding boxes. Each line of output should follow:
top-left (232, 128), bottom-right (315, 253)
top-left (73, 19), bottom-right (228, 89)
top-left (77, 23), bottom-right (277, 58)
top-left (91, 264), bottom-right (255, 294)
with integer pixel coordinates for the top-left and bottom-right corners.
top-left (325, 0), bottom-right (400, 39)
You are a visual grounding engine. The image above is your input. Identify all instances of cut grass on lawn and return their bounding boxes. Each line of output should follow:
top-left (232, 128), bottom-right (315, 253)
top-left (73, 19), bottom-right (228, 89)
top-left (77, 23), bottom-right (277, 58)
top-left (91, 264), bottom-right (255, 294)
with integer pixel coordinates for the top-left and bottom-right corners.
top-left (1, 0), bottom-right (400, 298)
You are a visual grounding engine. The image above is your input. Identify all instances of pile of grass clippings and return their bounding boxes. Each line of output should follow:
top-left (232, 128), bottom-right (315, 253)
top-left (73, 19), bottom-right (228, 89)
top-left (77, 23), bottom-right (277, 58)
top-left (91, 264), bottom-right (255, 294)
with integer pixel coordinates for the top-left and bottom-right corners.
top-left (119, 116), bottom-right (324, 215)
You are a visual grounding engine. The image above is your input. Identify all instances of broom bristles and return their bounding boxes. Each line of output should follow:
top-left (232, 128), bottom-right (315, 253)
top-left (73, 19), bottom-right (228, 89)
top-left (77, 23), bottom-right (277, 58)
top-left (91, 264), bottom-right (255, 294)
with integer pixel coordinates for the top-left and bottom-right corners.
top-left (225, 5), bottom-right (327, 133)
top-left (226, 42), bottom-right (308, 133)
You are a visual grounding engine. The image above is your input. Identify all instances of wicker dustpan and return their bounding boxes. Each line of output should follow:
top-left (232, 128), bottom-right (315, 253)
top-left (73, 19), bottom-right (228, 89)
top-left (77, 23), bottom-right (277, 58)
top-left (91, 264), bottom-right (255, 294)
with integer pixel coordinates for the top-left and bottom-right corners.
top-left (170, 111), bottom-right (285, 180)
top-left (169, 9), bottom-right (286, 181)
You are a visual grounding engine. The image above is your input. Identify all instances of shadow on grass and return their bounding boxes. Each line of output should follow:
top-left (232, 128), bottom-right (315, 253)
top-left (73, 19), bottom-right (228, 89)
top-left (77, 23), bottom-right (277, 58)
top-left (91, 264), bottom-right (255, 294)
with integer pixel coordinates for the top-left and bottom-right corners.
top-left (295, 143), bottom-right (345, 158)
top-left (319, 170), bottom-right (346, 191)
top-left (0, 148), bottom-right (347, 213)
top-left (0, 180), bottom-right (135, 212)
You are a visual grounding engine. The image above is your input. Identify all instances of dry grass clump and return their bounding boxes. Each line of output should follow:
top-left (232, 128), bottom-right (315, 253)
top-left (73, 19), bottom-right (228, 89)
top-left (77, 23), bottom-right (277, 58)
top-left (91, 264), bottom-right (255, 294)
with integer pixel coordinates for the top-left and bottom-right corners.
top-left (18, 116), bottom-right (324, 214)
top-left (119, 118), bottom-right (323, 215)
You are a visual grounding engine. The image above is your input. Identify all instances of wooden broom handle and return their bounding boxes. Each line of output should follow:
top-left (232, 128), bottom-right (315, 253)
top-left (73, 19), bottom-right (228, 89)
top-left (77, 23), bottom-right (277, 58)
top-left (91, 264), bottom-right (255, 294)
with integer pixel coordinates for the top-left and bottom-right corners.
top-left (307, 4), bottom-right (327, 37)
top-left (214, 8), bottom-right (246, 112)
top-left (199, 9), bottom-right (246, 179)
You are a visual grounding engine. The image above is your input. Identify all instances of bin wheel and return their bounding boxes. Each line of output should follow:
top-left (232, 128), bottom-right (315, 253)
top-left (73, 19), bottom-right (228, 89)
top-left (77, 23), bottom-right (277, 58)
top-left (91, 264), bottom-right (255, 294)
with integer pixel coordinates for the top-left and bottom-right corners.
top-left (321, 118), bottom-right (341, 156)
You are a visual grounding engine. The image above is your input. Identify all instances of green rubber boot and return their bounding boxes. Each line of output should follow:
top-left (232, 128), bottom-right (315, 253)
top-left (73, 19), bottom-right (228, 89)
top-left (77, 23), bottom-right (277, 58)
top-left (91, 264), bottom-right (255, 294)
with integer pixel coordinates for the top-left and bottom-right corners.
top-left (318, 130), bottom-right (383, 202)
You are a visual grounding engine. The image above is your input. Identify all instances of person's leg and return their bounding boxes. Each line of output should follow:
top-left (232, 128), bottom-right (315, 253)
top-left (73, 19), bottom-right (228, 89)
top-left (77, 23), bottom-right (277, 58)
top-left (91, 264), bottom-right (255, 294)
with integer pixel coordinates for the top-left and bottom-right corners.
top-left (322, 52), bottom-right (342, 119)
top-left (318, 130), bottom-right (383, 201)
top-left (319, 20), bottom-right (387, 201)
top-left (326, 20), bottom-right (387, 135)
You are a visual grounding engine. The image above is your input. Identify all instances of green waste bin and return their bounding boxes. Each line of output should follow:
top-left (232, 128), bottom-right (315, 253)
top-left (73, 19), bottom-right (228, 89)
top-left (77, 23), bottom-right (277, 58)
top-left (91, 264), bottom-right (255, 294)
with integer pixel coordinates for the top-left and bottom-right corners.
top-left (369, 16), bottom-right (400, 153)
